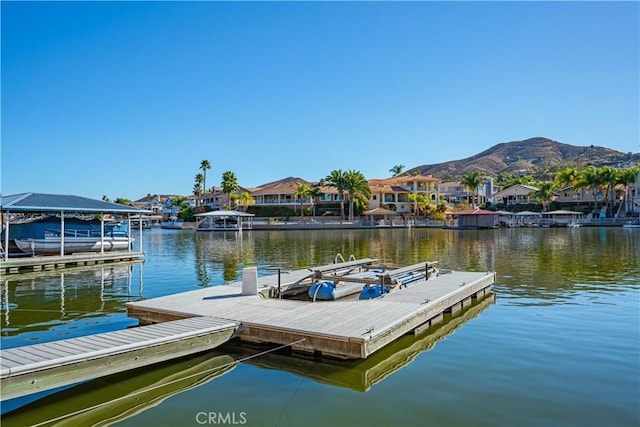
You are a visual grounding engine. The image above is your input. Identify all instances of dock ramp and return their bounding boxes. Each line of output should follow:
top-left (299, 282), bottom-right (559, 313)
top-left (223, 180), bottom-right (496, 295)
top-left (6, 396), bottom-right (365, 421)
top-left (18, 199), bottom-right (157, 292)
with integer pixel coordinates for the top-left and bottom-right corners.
top-left (1, 316), bottom-right (238, 400)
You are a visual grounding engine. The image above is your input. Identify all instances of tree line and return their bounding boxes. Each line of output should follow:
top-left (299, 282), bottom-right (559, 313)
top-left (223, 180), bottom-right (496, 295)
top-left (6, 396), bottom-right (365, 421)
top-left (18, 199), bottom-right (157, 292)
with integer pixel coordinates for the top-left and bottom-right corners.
top-left (106, 160), bottom-right (638, 221)
top-left (460, 165), bottom-right (639, 217)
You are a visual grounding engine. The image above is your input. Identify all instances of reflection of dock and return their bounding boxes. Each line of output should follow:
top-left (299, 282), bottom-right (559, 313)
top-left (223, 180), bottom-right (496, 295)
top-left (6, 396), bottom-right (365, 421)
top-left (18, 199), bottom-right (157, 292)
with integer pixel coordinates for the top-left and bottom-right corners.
top-left (1, 261), bottom-right (144, 335)
top-left (2, 352), bottom-right (236, 426)
top-left (225, 293), bottom-right (495, 392)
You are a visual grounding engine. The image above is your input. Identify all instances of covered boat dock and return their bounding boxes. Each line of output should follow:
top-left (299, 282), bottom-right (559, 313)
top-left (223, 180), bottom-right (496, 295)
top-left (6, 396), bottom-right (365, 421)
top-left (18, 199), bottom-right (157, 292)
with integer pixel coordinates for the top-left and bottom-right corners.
top-left (1, 193), bottom-right (151, 274)
top-left (195, 210), bottom-right (254, 231)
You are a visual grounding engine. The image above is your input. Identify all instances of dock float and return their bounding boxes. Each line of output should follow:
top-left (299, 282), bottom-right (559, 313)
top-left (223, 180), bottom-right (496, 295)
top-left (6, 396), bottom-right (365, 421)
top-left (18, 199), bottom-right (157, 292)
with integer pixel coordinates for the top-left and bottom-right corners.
top-left (126, 261), bottom-right (495, 360)
top-left (0, 316), bottom-right (238, 400)
top-left (0, 251), bottom-right (145, 275)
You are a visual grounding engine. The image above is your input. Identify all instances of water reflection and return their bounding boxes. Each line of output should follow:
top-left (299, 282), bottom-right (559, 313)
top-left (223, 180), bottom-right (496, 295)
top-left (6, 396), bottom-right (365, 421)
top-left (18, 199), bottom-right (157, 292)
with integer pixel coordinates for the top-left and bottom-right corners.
top-left (1, 262), bottom-right (144, 347)
top-left (194, 231), bottom-right (255, 285)
top-left (1, 293), bottom-right (494, 425)
top-left (223, 293), bottom-right (495, 392)
top-left (0, 227), bottom-right (637, 425)
top-left (1, 352), bottom-right (236, 427)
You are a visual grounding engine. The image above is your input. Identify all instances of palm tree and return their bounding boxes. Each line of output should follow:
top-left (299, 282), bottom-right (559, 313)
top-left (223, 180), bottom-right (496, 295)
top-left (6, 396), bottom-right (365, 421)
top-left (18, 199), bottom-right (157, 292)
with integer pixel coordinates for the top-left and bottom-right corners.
top-left (308, 186), bottom-right (323, 218)
top-left (534, 182), bottom-right (556, 212)
top-left (325, 169), bottom-right (348, 220)
top-left (221, 170), bottom-right (239, 209)
top-left (554, 166), bottom-right (582, 204)
top-left (343, 170), bottom-right (371, 221)
top-left (410, 171), bottom-right (420, 218)
top-left (615, 166), bottom-right (640, 217)
top-left (233, 191), bottom-right (254, 212)
top-left (200, 160), bottom-right (211, 193)
top-left (293, 183), bottom-right (312, 216)
top-left (193, 173), bottom-right (204, 200)
top-left (461, 172), bottom-right (483, 209)
top-left (554, 166), bottom-right (580, 189)
top-left (389, 164), bottom-right (405, 177)
top-left (576, 166), bottom-right (605, 216)
top-left (171, 196), bottom-right (188, 219)
top-left (598, 166), bottom-right (618, 217)
top-left (114, 197), bottom-right (132, 206)
top-left (408, 193), bottom-right (429, 217)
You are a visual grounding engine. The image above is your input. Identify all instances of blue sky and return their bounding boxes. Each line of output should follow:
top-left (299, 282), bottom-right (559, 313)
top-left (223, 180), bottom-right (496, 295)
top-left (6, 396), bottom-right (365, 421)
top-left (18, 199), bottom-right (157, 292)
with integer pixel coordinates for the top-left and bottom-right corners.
top-left (2, 1), bottom-right (638, 201)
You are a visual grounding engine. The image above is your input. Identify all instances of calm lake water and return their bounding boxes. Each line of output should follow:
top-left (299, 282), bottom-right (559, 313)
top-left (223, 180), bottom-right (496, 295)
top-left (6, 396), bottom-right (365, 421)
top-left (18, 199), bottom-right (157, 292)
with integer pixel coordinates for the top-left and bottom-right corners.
top-left (1, 227), bottom-right (639, 426)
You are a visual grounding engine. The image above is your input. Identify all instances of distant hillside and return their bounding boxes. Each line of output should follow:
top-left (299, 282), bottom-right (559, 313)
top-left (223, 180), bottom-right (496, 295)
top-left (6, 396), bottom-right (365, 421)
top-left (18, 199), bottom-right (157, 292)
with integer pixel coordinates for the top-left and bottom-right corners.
top-left (406, 137), bottom-right (639, 180)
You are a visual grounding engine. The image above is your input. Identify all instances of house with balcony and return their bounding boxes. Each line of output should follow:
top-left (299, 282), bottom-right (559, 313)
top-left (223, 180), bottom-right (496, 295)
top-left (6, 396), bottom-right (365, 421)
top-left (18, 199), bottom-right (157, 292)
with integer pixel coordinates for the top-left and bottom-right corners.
top-left (367, 174), bottom-right (440, 214)
top-left (491, 184), bottom-right (539, 207)
top-left (197, 186), bottom-right (255, 210)
top-left (247, 177), bottom-right (340, 215)
top-left (439, 178), bottom-right (495, 207)
top-left (133, 195), bottom-right (178, 214)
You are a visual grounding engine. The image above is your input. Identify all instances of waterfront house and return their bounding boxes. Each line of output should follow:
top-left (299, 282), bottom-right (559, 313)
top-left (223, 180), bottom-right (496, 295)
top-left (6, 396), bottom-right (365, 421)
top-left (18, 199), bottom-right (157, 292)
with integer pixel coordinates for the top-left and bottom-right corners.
top-left (198, 186), bottom-right (254, 210)
top-left (249, 177), bottom-right (340, 215)
top-left (491, 184), bottom-right (539, 207)
top-left (367, 174), bottom-right (440, 214)
top-left (438, 178), bottom-right (494, 207)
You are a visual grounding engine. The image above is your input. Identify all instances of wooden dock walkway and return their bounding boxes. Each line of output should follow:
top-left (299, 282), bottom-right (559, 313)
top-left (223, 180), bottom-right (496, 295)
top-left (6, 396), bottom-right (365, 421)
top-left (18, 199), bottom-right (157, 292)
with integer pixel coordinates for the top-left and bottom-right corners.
top-left (0, 251), bottom-right (145, 275)
top-left (127, 263), bottom-right (495, 360)
top-left (0, 316), bottom-right (238, 400)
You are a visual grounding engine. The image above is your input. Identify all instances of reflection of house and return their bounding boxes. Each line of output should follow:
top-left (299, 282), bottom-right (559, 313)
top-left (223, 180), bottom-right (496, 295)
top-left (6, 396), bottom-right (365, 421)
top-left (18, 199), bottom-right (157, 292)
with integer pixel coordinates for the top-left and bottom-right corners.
top-left (368, 175), bottom-right (440, 214)
top-left (491, 184), bottom-right (539, 206)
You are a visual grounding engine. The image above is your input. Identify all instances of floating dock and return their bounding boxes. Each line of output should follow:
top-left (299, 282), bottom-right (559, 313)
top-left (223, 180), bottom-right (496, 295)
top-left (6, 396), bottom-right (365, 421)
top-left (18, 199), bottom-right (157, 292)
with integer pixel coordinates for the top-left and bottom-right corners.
top-left (0, 251), bottom-right (145, 275)
top-left (127, 260), bottom-right (495, 359)
top-left (1, 259), bottom-right (495, 400)
top-left (0, 316), bottom-right (237, 400)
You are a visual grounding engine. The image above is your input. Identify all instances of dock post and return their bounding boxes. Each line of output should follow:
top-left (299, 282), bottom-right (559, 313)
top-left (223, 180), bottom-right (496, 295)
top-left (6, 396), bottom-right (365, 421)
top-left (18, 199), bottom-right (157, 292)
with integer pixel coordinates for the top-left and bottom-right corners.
top-left (242, 267), bottom-right (258, 295)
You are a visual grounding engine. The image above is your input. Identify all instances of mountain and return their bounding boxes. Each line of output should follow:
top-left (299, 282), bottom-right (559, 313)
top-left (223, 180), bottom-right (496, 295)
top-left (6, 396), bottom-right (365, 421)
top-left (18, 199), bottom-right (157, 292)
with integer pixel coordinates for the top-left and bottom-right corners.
top-left (405, 137), bottom-right (639, 180)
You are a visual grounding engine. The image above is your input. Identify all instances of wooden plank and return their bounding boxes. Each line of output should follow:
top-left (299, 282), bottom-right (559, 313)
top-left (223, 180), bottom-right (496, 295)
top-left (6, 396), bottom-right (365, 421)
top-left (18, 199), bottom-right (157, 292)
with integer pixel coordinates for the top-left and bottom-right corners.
top-left (36, 343), bottom-right (79, 358)
top-left (0, 356), bottom-right (24, 368)
top-left (69, 337), bottom-right (118, 351)
top-left (71, 334), bottom-right (136, 348)
top-left (2, 348), bottom-right (47, 364)
top-left (10, 345), bottom-right (68, 361)
top-left (1, 320), bottom-right (237, 400)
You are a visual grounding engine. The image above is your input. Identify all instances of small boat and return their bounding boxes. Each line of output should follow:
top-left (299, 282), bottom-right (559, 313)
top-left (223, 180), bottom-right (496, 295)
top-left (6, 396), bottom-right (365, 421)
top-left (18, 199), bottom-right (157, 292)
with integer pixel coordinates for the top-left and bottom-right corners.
top-left (622, 221), bottom-right (640, 229)
top-left (161, 216), bottom-right (184, 229)
top-left (15, 230), bottom-right (133, 255)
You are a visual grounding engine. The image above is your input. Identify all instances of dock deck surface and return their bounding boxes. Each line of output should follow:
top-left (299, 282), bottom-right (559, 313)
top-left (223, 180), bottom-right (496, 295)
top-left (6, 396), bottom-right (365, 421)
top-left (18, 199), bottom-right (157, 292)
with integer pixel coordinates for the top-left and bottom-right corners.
top-left (1, 316), bottom-right (238, 400)
top-left (127, 267), bottom-right (495, 359)
top-left (0, 251), bottom-right (145, 275)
